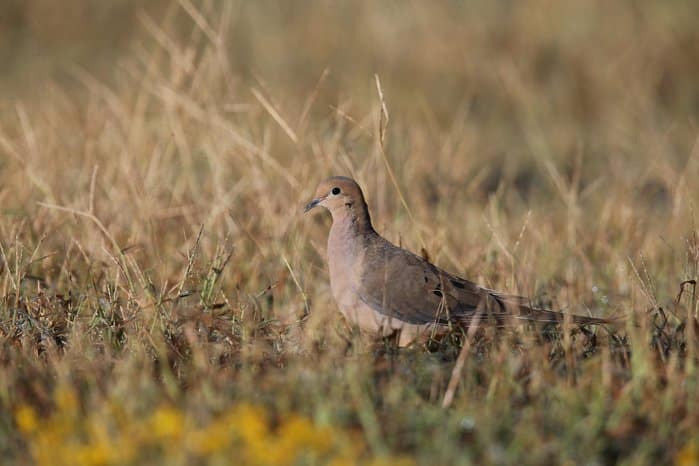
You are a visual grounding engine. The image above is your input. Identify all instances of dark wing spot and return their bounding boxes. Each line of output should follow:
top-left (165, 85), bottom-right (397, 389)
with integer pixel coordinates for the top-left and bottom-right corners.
top-left (451, 280), bottom-right (465, 289)
top-left (423, 275), bottom-right (429, 283)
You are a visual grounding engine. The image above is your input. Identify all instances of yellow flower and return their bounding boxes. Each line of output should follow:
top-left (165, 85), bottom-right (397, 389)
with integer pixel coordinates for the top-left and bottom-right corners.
top-left (33, 429), bottom-right (75, 466)
top-left (74, 442), bottom-right (112, 466)
top-left (15, 398), bottom-right (412, 466)
top-left (230, 403), bottom-right (269, 441)
top-left (368, 456), bottom-right (416, 466)
top-left (150, 406), bottom-right (185, 441)
top-left (227, 402), bottom-right (271, 465)
top-left (328, 458), bottom-right (358, 466)
top-left (188, 422), bottom-right (232, 456)
top-left (54, 385), bottom-right (78, 414)
top-left (277, 414), bottom-right (334, 457)
top-left (15, 405), bottom-right (38, 434)
top-left (676, 441), bottom-right (698, 466)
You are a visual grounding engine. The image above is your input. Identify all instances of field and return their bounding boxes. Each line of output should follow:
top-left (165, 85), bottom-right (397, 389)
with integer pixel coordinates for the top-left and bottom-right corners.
top-left (1, 1), bottom-right (699, 464)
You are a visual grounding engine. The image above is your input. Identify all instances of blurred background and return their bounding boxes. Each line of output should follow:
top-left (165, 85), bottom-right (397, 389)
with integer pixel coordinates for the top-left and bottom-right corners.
top-left (2, 0), bottom-right (699, 196)
top-left (4, 0), bottom-right (699, 124)
top-left (2, 0), bottom-right (698, 287)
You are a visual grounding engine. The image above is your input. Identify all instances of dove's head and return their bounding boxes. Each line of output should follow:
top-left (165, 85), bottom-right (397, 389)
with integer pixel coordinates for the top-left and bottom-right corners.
top-left (304, 176), bottom-right (370, 220)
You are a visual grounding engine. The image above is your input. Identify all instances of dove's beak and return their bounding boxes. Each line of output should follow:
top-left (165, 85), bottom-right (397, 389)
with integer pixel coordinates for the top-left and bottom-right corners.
top-left (304, 198), bottom-right (321, 213)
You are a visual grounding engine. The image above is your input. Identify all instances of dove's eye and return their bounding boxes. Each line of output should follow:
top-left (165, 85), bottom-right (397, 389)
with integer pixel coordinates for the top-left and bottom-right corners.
top-left (331, 187), bottom-right (341, 195)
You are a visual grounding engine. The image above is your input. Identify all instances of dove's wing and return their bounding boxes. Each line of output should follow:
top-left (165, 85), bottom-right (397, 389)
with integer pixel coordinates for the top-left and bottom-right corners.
top-left (356, 239), bottom-right (491, 325)
top-left (357, 237), bottom-right (612, 327)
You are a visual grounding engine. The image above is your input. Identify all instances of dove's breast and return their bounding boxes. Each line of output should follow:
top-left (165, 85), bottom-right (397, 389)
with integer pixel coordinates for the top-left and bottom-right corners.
top-left (326, 222), bottom-right (442, 345)
top-left (326, 221), bottom-right (366, 321)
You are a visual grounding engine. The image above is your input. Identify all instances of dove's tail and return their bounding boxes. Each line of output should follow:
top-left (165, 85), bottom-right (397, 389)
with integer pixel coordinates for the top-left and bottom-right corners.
top-left (457, 290), bottom-right (620, 327)
top-left (505, 305), bottom-right (616, 326)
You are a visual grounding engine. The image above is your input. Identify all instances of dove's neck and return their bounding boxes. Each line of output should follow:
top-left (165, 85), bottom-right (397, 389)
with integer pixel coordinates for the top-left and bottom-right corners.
top-left (326, 205), bottom-right (375, 314)
top-left (327, 203), bottom-right (376, 265)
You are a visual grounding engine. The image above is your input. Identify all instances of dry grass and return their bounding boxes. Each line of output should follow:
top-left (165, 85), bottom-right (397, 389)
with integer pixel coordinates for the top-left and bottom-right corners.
top-left (1, 1), bottom-right (699, 464)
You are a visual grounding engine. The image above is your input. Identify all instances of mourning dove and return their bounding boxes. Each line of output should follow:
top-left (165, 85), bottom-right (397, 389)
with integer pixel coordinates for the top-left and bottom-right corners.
top-left (305, 176), bottom-right (612, 346)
